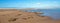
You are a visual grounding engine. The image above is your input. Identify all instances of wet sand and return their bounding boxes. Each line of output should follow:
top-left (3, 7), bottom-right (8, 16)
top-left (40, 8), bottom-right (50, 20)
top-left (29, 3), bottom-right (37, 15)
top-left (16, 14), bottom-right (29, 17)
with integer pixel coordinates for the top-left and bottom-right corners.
top-left (0, 9), bottom-right (60, 23)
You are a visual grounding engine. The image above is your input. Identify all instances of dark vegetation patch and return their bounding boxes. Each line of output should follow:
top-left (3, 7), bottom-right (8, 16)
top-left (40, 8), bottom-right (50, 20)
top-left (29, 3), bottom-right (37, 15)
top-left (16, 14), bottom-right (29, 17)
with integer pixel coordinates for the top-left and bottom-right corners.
top-left (28, 17), bottom-right (31, 19)
top-left (22, 18), bottom-right (27, 20)
top-left (8, 18), bottom-right (18, 22)
top-left (15, 14), bottom-right (22, 17)
top-left (18, 14), bottom-right (22, 16)
top-left (22, 16), bottom-right (33, 20)
top-left (41, 16), bottom-right (45, 17)
top-left (2, 15), bottom-right (5, 16)
top-left (28, 17), bottom-right (33, 19)
top-left (0, 14), bottom-right (5, 16)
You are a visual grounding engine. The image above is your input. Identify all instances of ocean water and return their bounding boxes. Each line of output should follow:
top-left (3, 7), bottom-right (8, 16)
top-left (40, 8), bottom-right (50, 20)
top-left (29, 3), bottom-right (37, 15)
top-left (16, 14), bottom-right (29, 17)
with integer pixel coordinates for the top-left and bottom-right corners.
top-left (25, 9), bottom-right (60, 20)
top-left (40, 9), bottom-right (60, 19)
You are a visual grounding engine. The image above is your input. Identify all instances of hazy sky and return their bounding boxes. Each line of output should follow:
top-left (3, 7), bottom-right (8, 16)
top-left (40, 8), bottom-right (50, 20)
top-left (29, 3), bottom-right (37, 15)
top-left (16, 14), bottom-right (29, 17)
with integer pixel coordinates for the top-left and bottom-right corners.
top-left (0, 0), bottom-right (60, 9)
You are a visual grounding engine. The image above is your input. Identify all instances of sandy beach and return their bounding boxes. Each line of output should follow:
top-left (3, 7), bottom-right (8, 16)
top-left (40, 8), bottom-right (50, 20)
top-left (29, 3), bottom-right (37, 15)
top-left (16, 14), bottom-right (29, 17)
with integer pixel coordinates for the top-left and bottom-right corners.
top-left (0, 9), bottom-right (60, 23)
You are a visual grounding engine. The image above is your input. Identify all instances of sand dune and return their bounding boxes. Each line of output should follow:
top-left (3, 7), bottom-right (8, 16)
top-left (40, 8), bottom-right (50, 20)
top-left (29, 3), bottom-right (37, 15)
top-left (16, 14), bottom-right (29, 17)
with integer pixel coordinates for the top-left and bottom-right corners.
top-left (0, 9), bottom-right (60, 23)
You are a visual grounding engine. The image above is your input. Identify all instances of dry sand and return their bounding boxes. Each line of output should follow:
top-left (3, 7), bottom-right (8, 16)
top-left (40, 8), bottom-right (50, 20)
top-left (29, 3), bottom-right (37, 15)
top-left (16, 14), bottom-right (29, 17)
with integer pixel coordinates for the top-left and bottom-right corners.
top-left (0, 9), bottom-right (60, 23)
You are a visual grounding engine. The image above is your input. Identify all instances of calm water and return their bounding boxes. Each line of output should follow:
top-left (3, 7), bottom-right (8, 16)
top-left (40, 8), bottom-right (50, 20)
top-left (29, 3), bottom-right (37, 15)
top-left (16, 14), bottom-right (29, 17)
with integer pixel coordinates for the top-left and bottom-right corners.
top-left (25, 9), bottom-right (60, 19)
top-left (40, 9), bottom-right (60, 19)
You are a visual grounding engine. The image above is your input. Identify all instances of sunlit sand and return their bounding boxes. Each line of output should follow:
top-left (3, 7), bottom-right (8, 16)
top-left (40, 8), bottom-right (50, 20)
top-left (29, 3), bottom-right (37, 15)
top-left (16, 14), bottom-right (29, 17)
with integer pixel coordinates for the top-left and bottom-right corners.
top-left (0, 9), bottom-right (60, 23)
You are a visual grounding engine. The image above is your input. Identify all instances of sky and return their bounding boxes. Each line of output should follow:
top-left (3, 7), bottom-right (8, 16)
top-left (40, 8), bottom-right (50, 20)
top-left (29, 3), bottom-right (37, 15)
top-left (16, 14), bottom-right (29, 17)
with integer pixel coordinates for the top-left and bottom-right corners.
top-left (0, 0), bottom-right (60, 9)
